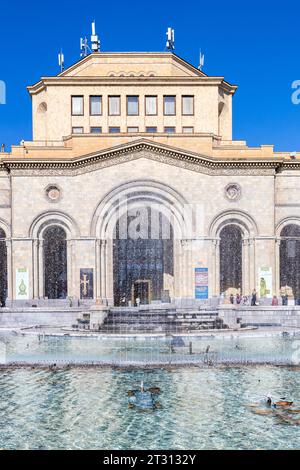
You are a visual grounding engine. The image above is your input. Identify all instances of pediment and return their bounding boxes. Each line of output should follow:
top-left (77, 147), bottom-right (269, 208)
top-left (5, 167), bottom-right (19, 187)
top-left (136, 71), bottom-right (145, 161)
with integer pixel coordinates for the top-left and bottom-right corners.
top-left (2, 139), bottom-right (282, 177)
top-left (58, 52), bottom-right (204, 78)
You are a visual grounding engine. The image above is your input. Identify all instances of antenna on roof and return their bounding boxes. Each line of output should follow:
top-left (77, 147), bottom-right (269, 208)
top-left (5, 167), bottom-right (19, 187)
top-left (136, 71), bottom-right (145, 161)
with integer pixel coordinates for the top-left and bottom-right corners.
top-left (80, 37), bottom-right (90, 58)
top-left (198, 50), bottom-right (205, 71)
top-left (91, 20), bottom-right (100, 52)
top-left (58, 49), bottom-right (65, 72)
top-left (166, 27), bottom-right (175, 51)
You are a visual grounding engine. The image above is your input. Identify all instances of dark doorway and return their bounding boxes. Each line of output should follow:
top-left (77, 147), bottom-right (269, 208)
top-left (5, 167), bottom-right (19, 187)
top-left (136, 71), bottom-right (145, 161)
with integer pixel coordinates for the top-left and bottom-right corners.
top-left (220, 224), bottom-right (243, 294)
top-left (113, 207), bottom-right (173, 306)
top-left (43, 226), bottom-right (67, 299)
top-left (133, 280), bottom-right (151, 305)
top-left (280, 224), bottom-right (300, 302)
top-left (0, 228), bottom-right (7, 307)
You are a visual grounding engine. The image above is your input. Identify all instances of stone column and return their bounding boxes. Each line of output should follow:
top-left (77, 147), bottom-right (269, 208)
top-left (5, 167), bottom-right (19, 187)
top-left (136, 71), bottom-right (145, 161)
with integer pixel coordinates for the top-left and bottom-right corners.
top-left (32, 239), bottom-right (39, 299)
top-left (67, 239), bottom-right (73, 298)
top-left (38, 239), bottom-right (44, 298)
top-left (275, 238), bottom-right (281, 295)
top-left (100, 240), bottom-right (107, 300)
top-left (214, 239), bottom-right (220, 296)
top-left (5, 239), bottom-right (12, 301)
top-left (95, 239), bottom-right (101, 300)
top-left (242, 238), bottom-right (250, 296)
top-left (248, 238), bottom-right (255, 294)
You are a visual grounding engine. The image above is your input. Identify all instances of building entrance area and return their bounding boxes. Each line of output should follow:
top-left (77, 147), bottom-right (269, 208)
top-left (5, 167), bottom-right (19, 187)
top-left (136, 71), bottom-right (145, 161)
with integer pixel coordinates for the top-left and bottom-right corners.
top-left (113, 206), bottom-right (173, 306)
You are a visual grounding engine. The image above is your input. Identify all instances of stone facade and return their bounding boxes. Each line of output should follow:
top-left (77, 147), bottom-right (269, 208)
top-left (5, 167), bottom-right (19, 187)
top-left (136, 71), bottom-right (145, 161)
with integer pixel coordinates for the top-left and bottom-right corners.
top-left (0, 52), bottom-right (300, 307)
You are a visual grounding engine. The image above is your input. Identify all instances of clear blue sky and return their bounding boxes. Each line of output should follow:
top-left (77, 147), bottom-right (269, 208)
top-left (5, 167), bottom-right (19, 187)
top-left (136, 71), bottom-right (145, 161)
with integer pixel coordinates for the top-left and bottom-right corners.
top-left (0, 0), bottom-right (299, 151)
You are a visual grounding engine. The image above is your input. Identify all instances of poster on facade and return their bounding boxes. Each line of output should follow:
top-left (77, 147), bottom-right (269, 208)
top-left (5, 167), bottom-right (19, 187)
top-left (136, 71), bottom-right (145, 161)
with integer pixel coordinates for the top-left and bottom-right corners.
top-left (16, 268), bottom-right (29, 300)
top-left (195, 267), bottom-right (208, 299)
top-left (80, 268), bottom-right (94, 299)
top-left (258, 267), bottom-right (272, 298)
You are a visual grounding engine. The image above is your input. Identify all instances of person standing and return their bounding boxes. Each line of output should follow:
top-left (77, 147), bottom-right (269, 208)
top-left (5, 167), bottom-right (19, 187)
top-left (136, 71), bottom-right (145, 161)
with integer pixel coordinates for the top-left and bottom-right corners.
top-left (230, 293), bottom-right (234, 304)
top-left (251, 289), bottom-right (257, 306)
top-left (236, 293), bottom-right (241, 305)
top-left (136, 296), bottom-right (141, 308)
top-left (271, 295), bottom-right (278, 306)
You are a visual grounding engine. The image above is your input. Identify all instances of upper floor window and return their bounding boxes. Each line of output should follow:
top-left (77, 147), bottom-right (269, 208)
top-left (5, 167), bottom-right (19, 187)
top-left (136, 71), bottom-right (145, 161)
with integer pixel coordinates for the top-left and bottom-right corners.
top-left (72, 127), bottom-right (84, 134)
top-left (164, 96), bottom-right (176, 115)
top-left (71, 96), bottom-right (84, 116)
top-left (182, 126), bottom-right (194, 133)
top-left (127, 127), bottom-right (139, 133)
top-left (182, 96), bottom-right (194, 115)
top-left (90, 127), bottom-right (102, 134)
top-left (164, 126), bottom-right (175, 134)
top-left (145, 96), bottom-right (157, 115)
top-left (90, 96), bottom-right (102, 115)
top-left (108, 96), bottom-right (121, 115)
top-left (127, 96), bottom-right (139, 115)
top-left (109, 126), bottom-right (121, 133)
top-left (146, 126), bottom-right (157, 133)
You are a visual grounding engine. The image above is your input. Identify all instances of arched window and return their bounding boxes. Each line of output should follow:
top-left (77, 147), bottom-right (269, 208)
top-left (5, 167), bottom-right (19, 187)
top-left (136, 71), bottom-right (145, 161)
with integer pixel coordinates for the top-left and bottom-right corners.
top-left (280, 224), bottom-right (300, 302)
top-left (0, 228), bottom-right (7, 306)
top-left (220, 225), bottom-right (242, 294)
top-left (43, 226), bottom-right (67, 299)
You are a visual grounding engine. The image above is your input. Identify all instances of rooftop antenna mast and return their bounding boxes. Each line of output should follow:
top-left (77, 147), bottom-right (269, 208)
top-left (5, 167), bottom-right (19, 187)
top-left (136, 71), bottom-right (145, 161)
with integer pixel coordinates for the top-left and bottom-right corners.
top-left (166, 27), bottom-right (175, 51)
top-left (58, 49), bottom-right (65, 72)
top-left (198, 50), bottom-right (205, 71)
top-left (91, 20), bottom-right (100, 52)
top-left (80, 37), bottom-right (90, 58)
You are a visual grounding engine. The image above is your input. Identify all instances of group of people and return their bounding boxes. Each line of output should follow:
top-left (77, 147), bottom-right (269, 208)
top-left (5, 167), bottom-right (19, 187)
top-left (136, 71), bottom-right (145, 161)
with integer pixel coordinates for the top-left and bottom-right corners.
top-left (227, 290), bottom-right (283, 307)
top-left (228, 290), bottom-right (258, 306)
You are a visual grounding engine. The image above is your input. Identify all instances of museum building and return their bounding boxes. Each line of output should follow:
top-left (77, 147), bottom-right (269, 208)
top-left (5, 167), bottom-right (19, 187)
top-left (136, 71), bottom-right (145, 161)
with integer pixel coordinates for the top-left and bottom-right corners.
top-left (0, 51), bottom-right (300, 307)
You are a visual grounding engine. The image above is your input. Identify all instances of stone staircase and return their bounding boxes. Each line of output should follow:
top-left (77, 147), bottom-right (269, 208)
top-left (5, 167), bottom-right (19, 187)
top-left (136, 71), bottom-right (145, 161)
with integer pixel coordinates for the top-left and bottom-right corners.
top-left (99, 307), bottom-right (225, 333)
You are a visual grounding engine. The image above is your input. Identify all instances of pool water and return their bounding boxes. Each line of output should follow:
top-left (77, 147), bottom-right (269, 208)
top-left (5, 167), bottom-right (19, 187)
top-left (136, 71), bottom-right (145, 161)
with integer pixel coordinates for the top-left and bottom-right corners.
top-left (1, 331), bottom-right (300, 365)
top-left (0, 365), bottom-right (300, 450)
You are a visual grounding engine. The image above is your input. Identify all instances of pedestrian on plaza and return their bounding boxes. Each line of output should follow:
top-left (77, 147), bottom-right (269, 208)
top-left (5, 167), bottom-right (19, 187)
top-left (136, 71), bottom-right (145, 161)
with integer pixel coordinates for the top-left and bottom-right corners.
top-left (230, 293), bottom-right (234, 304)
top-left (271, 295), bottom-right (279, 306)
top-left (251, 289), bottom-right (257, 306)
top-left (236, 293), bottom-right (241, 305)
top-left (136, 296), bottom-right (141, 308)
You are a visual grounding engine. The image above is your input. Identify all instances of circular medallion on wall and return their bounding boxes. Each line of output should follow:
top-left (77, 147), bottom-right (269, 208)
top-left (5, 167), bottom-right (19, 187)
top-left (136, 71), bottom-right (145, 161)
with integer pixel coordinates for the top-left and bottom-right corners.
top-left (225, 183), bottom-right (241, 201)
top-left (45, 185), bottom-right (61, 202)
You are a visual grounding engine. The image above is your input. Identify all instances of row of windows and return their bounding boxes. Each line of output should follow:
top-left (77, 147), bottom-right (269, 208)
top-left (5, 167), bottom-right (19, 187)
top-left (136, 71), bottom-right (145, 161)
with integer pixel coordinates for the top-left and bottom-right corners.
top-left (71, 95), bottom-right (194, 117)
top-left (72, 126), bottom-right (195, 134)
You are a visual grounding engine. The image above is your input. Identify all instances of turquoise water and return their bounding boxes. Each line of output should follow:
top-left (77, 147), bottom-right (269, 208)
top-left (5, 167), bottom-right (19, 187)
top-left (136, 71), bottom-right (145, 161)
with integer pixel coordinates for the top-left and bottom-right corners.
top-left (1, 332), bottom-right (300, 365)
top-left (0, 365), bottom-right (300, 450)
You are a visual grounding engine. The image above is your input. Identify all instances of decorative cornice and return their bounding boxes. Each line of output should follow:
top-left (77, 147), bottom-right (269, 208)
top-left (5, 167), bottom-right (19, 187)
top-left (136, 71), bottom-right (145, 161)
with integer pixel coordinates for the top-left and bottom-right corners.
top-left (0, 139), bottom-right (290, 177)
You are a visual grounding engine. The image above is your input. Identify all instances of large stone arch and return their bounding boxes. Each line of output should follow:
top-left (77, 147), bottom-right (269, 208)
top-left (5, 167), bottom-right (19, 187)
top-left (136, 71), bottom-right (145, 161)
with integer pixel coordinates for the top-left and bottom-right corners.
top-left (276, 217), bottom-right (300, 301)
top-left (29, 211), bottom-right (80, 299)
top-left (209, 210), bottom-right (258, 297)
top-left (90, 179), bottom-right (192, 305)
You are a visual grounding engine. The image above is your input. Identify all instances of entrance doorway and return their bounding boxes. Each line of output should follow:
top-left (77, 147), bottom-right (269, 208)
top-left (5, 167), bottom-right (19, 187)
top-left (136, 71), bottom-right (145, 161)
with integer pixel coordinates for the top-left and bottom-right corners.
top-left (131, 280), bottom-right (152, 305)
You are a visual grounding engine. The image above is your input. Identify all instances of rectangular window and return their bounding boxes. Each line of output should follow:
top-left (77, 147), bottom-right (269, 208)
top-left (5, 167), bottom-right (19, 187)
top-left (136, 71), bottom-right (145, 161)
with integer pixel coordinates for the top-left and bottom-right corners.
top-left (182, 126), bottom-right (194, 133)
top-left (72, 127), bottom-right (84, 134)
top-left (164, 96), bottom-right (176, 115)
top-left (164, 126), bottom-right (175, 134)
top-left (127, 127), bottom-right (139, 133)
top-left (127, 96), bottom-right (139, 115)
top-left (71, 96), bottom-right (84, 115)
top-left (90, 96), bottom-right (102, 115)
top-left (108, 96), bottom-right (121, 115)
top-left (182, 96), bottom-right (194, 115)
top-left (146, 127), bottom-right (157, 133)
top-left (90, 127), bottom-right (102, 134)
top-left (145, 96), bottom-right (157, 115)
top-left (109, 127), bottom-right (121, 133)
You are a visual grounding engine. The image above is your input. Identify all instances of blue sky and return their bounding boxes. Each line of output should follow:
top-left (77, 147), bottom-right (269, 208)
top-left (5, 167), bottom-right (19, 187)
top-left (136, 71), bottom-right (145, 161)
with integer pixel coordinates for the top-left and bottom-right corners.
top-left (0, 0), bottom-right (299, 151)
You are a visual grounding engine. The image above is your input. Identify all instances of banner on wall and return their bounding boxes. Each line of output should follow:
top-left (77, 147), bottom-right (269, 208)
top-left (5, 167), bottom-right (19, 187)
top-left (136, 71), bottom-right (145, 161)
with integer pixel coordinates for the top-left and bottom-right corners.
top-left (258, 267), bottom-right (272, 298)
top-left (195, 267), bottom-right (208, 299)
top-left (16, 268), bottom-right (29, 300)
top-left (80, 268), bottom-right (94, 299)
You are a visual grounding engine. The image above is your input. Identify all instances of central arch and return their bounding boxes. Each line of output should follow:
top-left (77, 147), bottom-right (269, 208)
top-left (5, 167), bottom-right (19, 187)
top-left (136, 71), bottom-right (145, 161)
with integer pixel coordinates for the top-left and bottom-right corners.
top-left (113, 206), bottom-right (174, 305)
top-left (92, 180), bottom-right (190, 306)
